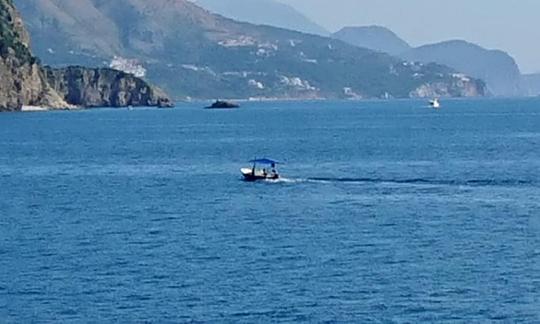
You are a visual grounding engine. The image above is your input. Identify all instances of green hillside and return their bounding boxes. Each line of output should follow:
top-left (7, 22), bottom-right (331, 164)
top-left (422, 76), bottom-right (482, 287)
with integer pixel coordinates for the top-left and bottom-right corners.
top-left (15, 0), bottom-right (486, 100)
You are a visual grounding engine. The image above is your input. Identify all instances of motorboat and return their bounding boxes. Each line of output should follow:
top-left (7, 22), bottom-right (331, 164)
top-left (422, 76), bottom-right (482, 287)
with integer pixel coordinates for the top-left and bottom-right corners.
top-left (429, 98), bottom-right (441, 109)
top-left (241, 158), bottom-right (280, 181)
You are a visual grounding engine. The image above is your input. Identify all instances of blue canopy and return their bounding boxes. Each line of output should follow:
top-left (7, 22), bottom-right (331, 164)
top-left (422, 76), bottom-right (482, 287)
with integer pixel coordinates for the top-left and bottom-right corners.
top-left (249, 158), bottom-right (281, 165)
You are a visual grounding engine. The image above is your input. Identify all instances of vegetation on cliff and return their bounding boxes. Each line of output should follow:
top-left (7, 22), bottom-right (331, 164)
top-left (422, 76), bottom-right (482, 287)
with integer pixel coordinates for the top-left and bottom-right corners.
top-left (0, 0), bottom-right (32, 62)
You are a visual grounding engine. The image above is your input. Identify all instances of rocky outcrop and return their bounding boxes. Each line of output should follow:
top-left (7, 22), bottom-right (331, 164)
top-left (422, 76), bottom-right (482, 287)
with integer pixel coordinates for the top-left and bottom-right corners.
top-left (0, 0), bottom-right (172, 112)
top-left (0, 56), bottom-right (71, 111)
top-left (411, 77), bottom-right (486, 98)
top-left (44, 66), bottom-right (172, 108)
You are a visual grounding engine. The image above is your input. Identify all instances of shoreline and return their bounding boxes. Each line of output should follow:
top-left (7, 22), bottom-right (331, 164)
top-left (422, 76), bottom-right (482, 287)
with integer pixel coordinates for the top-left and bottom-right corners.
top-left (177, 95), bottom-right (537, 104)
top-left (4, 96), bottom-right (537, 113)
top-left (21, 106), bottom-right (49, 112)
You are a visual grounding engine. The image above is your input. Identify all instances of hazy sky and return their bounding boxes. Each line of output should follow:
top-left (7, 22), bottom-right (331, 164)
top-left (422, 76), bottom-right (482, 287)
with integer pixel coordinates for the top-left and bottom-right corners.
top-left (280, 0), bottom-right (540, 73)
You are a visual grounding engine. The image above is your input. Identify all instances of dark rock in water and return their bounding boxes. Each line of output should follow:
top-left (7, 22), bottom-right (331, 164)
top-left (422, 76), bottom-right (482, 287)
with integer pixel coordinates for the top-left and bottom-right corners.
top-left (206, 100), bottom-right (240, 109)
top-left (157, 97), bottom-right (174, 108)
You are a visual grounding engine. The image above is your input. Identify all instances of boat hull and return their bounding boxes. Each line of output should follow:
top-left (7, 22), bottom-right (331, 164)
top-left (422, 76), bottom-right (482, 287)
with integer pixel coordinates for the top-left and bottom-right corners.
top-left (241, 168), bottom-right (279, 181)
top-left (429, 99), bottom-right (441, 109)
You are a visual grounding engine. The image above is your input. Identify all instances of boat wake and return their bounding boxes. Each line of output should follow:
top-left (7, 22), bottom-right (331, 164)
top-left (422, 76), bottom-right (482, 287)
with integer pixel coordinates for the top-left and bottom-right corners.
top-left (249, 175), bottom-right (534, 189)
top-left (263, 177), bottom-right (302, 184)
top-left (287, 177), bottom-right (534, 188)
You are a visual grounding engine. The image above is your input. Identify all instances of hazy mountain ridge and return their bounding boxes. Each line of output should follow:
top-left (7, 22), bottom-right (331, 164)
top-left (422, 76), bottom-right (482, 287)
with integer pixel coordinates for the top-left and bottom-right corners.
top-left (194, 0), bottom-right (329, 36)
top-left (14, 0), bottom-right (486, 100)
top-left (402, 40), bottom-right (522, 97)
top-left (333, 26), bottom-right (522, 97)
top-left (521, 73), bottom-right (540, 96)
top-left (333, 26), bottom-right (411, 56)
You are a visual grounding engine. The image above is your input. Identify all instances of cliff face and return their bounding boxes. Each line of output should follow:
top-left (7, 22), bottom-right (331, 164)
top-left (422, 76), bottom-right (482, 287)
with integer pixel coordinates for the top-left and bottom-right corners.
top-left (0, 0), bottom-right (171, 111)
top-left (0, 0), bottom-right (68, 110)
top-left (0, 59), bottom-right (70, 111)
top-left (45, 66), bottom-right (172, 108)
top-left (411, 77), bottom-right (486, 98)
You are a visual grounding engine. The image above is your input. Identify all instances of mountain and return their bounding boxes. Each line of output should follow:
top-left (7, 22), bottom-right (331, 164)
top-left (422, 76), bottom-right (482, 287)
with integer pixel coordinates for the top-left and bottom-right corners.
top-left (194, 0), bottom-right (329, 36)
top-left (402, 40), bottom-right (522, 97)
top-left (14, 0), bottom-right (485, 100)
top-left (0, 0), bottom-right (171, 111)
top-left (332, 26), bottom-right (411, 56)
top-left (521, 73), bottom-right (540, 96)
top-left (333, 27), bottom-right (522, 97)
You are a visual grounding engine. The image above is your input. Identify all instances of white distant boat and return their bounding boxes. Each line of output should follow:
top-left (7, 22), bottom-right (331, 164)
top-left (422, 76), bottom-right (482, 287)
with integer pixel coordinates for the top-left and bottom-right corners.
top-left (429, 98), bottom-right (441, 109)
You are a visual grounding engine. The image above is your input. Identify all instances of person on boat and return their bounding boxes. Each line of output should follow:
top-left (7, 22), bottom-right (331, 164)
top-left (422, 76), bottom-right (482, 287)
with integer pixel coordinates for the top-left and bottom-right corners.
top-left (270, 163), bottom-right (277, 178)
top-left (262, 169), bottom-right (267, 177)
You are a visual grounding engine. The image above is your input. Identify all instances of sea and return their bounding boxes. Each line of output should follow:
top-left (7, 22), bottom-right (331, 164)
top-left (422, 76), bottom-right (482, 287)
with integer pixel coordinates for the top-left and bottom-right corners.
top-left (1, 99), bottom-right (539, 322)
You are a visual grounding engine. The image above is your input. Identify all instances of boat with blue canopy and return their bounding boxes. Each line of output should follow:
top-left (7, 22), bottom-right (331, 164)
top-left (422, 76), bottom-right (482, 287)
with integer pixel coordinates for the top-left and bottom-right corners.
top-left (241, 158), bottom-right (281, 181)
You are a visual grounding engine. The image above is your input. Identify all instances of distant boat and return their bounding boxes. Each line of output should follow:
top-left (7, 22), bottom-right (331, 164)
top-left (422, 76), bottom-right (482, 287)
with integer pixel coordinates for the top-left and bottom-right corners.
top-left (429, 98), bottom-right (441, 109)
top-left (205, 100), bottom-right (240, 109)
top-left (241, 158), bottom-right (281, 181)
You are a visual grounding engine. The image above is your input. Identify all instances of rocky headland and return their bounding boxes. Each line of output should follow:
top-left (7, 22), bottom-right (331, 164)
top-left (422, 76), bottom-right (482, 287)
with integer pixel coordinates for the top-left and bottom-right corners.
top-left (0, 0), bottom-right (171, 112)
top-left (44, 66), bottom-right (172, 108)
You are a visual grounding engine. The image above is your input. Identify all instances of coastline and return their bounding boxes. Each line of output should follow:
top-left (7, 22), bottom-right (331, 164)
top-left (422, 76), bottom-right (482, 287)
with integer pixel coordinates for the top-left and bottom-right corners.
top-left (6, 96), bottom-right (536, 113)
top-left (177, 95), bottom-right (505, 105)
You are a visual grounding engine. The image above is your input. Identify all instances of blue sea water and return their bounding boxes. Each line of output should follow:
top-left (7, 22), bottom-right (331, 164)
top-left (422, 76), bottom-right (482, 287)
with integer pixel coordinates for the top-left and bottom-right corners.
top-left (1, 99), bottom-right (539, 322)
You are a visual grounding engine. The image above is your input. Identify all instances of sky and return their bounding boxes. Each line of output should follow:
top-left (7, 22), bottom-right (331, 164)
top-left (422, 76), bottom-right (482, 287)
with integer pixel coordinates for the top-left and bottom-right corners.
top-left (279, 0), bottom-right (540, 73)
